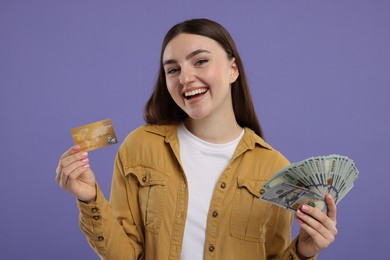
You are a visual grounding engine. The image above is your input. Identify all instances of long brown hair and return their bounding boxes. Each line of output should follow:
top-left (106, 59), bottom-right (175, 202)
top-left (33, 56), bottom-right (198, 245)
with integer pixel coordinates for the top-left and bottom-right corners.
top-left (144, 18), bottom-right (264, 138)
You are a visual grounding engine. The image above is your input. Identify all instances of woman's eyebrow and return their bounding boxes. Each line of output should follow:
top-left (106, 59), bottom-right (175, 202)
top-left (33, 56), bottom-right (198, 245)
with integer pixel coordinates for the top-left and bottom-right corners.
top-left (163, 49), bottom-right (211, 66)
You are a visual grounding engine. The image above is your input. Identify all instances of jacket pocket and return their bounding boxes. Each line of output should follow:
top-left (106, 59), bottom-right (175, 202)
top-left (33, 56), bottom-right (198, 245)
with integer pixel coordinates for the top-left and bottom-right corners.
top-left (126, 166), bottom-right (168, 234)
top-left (230, 177), bottom-right (274, 242)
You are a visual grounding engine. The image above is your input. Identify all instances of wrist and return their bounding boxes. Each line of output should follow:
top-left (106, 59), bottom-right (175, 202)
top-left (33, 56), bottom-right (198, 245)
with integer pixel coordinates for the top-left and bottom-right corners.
top-left (77, 184), bottom-right (97, 204)
top-left (296, 239), bottom-right (314, 260)
top-left (78, 197), bottom-right (96, 204)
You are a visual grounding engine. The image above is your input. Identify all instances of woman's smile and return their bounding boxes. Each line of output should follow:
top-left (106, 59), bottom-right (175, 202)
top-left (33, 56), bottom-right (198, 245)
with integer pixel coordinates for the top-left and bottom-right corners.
top-left (183, 87), bottom-right (209, 99)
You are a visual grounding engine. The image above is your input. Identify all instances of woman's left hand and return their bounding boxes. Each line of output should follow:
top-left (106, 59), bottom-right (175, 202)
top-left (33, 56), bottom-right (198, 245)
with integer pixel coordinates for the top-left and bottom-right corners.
top-left (296, 194), bottom-right (338, 258)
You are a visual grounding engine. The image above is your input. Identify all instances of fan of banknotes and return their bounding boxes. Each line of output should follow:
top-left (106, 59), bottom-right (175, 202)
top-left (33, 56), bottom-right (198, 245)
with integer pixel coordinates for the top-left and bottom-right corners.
top-left (260, 154), bottom-right (359, 213)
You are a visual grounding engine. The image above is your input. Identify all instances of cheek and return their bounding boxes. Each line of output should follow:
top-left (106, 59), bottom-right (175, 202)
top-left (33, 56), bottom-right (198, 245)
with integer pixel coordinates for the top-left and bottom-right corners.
top-left (166, 80), bottom-right (181, 100)
top-left (165, 78), bottom-right (175, 94)
top-left (207, 65), bottom-right (231, 85)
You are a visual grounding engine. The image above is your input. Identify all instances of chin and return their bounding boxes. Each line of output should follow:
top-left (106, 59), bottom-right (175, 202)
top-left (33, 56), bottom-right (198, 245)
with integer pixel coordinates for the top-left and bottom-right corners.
top-left (187, 112), bottom-right (210, 121)
top-left (184, 106), bottom-right (212, 121)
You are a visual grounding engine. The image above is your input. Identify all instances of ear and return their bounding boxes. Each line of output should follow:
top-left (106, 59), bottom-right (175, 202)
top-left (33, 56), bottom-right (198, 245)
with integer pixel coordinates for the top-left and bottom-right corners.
top-left (229, 58), bottom-right (239, 84)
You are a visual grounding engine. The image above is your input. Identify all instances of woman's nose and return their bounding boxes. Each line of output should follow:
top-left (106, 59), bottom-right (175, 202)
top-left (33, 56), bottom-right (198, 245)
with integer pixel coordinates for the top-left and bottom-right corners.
top-left (179, 66), bottom-right (196, 85)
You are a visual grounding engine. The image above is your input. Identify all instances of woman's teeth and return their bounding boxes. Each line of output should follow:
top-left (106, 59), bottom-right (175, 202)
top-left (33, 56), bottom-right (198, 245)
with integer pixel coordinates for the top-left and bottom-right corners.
top-left (184, 88), bottom-right (208, 99)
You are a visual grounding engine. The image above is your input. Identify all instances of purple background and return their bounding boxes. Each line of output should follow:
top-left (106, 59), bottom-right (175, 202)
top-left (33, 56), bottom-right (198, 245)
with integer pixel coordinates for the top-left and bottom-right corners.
top-left (1, 1), bottom-right (389, 259)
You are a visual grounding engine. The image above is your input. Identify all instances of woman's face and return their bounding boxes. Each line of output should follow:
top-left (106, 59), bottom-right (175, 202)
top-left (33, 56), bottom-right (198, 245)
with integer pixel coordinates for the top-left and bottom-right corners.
top-left (162, 33), bottom-right (239, 121)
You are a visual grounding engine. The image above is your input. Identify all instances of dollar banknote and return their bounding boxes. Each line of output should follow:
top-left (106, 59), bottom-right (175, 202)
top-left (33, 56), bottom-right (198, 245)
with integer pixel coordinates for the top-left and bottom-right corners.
top-left (260, 155), bottom-right (359, 212)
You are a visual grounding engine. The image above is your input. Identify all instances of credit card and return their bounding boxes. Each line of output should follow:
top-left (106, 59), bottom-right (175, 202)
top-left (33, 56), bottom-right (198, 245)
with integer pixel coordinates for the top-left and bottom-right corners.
top-left (71, 118), bottom-right (118, 151)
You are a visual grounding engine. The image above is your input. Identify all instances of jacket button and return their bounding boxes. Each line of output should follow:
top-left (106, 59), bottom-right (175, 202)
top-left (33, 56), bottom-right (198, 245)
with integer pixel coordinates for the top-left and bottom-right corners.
top-left (220, 182), bottom-right (226, 189)
top-left (259, 188), bottom-right (265, 195)
top-left (93, 216), bottom-right (100, 220)
top-left (91, 207), bottom-right (98, 213)
top-left (142, 176), bottom-right (147, 182)
top-left (208, 245), bottom-right (215, 252)
top-left (98, 236), bottom-right (104, 241)
top-left (288, 254), bottom-right (293, 260)
top-left (212, 211), bottom-right (218, 217)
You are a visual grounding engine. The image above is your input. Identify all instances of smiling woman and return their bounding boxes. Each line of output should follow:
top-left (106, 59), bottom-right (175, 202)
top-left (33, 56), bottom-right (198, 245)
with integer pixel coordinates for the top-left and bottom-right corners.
top-left (144, 19), bottom-right (263, 139)
top-left (162, 33), bottom-right (240, 130)
top-left (55, 18), bottom-right (338, 260)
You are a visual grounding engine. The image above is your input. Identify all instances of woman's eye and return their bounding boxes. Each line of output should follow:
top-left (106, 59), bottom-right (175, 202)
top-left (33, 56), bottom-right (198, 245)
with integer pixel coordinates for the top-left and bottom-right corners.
top-left (167, 68), bottom-right (180, 75)
top-left (195, 59), bottom-right (208, 66)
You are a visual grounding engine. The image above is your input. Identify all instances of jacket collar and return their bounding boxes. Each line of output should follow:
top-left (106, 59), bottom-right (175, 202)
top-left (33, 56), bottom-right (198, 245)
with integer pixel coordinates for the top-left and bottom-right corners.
top-left (144, 124), bottom-right (178, 143)
top-left (144, 124), bottom-right (272, 151)
top-left (241, 127), bottom-right (272, 150)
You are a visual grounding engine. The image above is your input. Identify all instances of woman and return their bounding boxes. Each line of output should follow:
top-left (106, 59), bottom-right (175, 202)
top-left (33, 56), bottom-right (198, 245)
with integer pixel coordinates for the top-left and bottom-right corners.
top-left (56, 18), bottom-right (337, 259)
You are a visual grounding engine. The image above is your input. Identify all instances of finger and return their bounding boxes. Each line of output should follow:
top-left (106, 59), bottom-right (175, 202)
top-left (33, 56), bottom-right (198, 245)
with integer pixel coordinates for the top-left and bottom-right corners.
top-left (56, 155), bottom-right (88, 184)
top-left (297, 216), bottom-right (333, 250)
top-left (302, 204), bottom-right (337, 231)
top-left (325, 194), bottom-right (337, 223)
top-left (59, 158), bottom-right (90, 189)
top-left (56, 145), bottom-right (82, 182)
top-left (297, 205), bottom-right (337, 238)
top-left (59, 145), bottom-right (81, 160)
top-left (59, 151), bottom-right (89, 173)
top-left (59, 145), bottom-right (85, 169)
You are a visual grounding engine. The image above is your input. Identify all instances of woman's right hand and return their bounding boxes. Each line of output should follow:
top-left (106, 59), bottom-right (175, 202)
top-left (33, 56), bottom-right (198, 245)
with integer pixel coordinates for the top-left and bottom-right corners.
top-left (55, 145), bottom-right (97, 203)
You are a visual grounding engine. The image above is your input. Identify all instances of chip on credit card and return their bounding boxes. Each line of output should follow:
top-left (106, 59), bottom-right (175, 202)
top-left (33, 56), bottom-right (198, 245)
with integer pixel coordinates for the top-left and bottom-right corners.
top-left (71, 118), bottom-right (118, 151)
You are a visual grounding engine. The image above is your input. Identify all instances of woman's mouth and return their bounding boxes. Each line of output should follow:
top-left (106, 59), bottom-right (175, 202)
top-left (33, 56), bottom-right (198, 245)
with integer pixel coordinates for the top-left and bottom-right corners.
top-left (183, 88), bottom-right (208, 100)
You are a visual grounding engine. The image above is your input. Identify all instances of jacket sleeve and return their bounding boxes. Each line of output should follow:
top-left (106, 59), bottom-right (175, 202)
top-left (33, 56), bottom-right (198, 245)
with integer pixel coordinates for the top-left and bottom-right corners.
top-left (77, 151), bottom-right (143, 259)
top-left (262, 151), bottom-right (317, 260)
top-left (266, 206), bottom-right (317, 260)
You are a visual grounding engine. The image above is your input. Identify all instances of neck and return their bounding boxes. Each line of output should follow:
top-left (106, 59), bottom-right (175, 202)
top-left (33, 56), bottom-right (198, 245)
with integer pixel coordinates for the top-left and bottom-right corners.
top-left (184, 114), bottom-right (242, 144)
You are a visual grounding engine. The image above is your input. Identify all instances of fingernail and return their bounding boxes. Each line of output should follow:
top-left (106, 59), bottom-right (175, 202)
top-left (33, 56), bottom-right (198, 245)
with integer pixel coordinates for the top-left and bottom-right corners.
top-left (73, 145), bottom-right (80, 150)
top-left (83, 164), bottom-right (90, 168)
top-left (301, 205), bottom-right (310, 212)
top-left (81, 158), bottom-right (89, 163)
top-left (82, 152), bottom-right (88, 157)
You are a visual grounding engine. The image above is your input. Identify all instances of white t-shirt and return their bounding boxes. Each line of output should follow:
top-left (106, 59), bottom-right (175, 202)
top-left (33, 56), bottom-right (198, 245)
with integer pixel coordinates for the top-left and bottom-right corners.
top-left (178, 123), bottom-right (244, 259)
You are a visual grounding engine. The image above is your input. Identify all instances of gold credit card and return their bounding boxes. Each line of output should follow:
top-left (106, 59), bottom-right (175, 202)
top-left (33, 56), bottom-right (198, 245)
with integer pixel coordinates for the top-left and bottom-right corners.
top-left (71, 118), bottom-right (118, 151)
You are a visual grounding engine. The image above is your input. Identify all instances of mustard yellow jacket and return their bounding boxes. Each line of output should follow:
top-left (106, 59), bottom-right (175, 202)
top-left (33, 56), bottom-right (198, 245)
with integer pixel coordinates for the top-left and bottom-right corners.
top-left (77, 124), bottom-right (315, 260)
